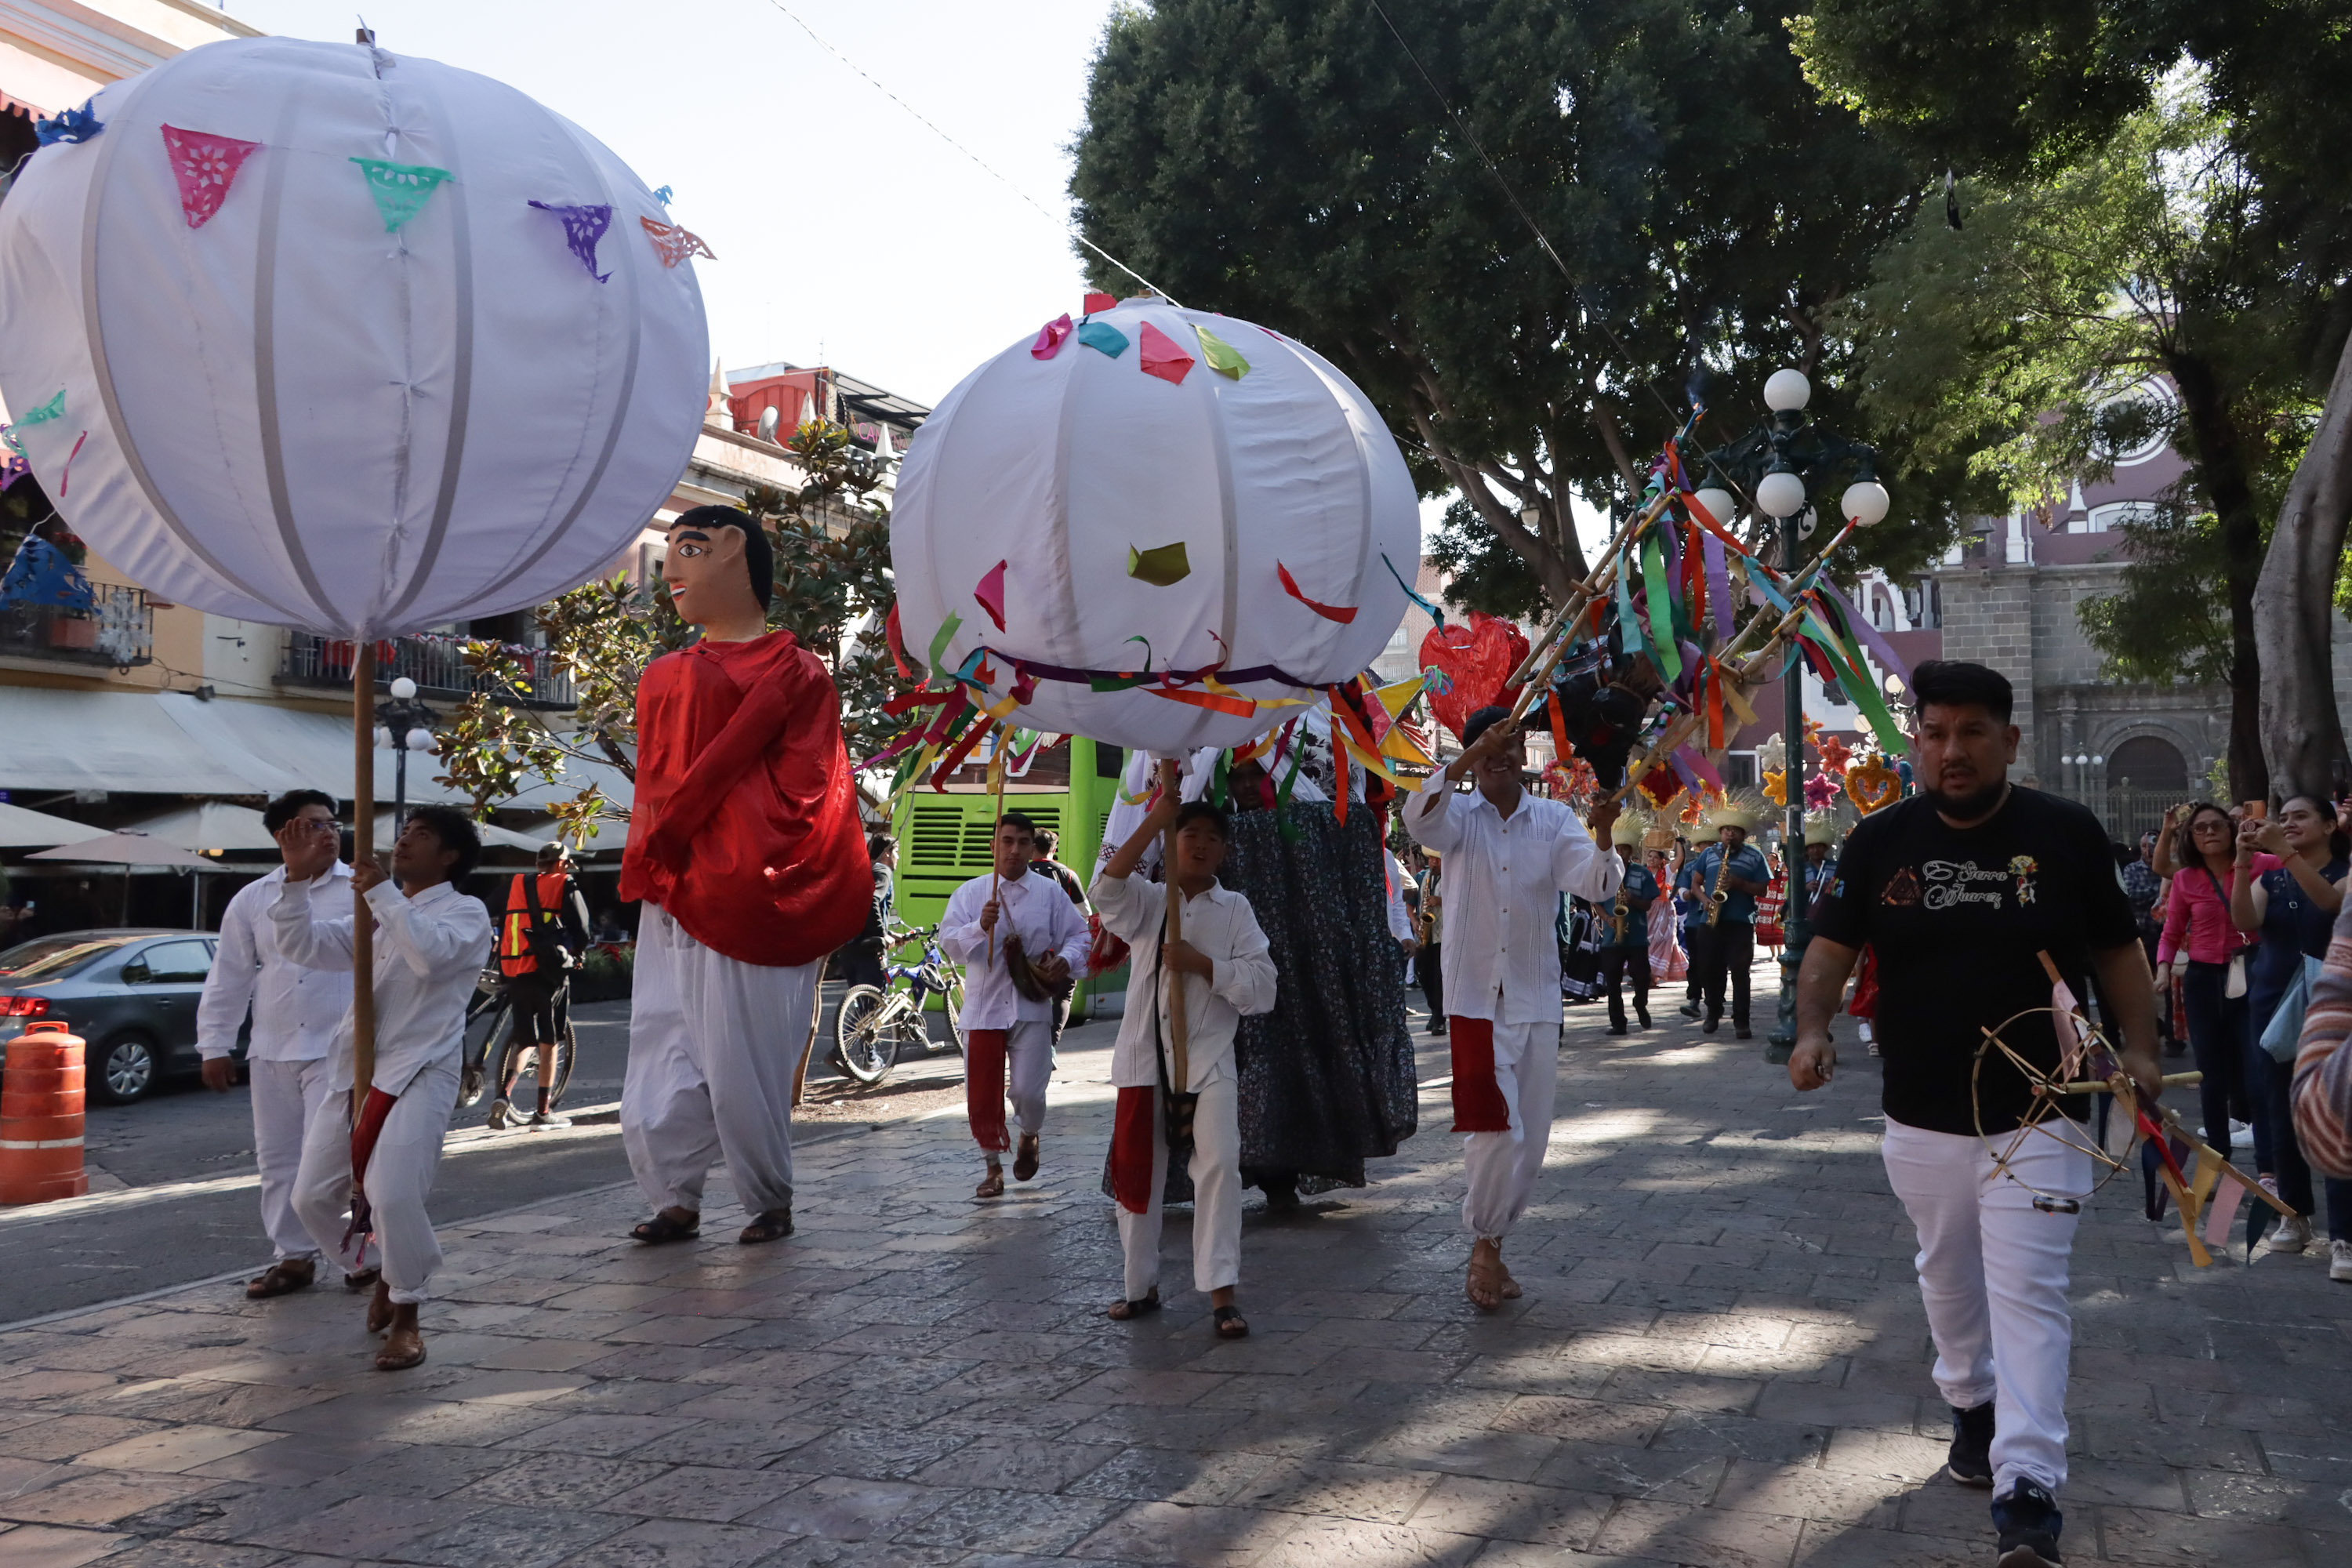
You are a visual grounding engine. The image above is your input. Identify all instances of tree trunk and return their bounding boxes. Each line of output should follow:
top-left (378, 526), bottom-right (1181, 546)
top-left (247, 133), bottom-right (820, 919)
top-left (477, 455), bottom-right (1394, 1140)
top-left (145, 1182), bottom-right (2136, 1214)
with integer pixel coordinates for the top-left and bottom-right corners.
top-left (2169, 354), bottom-right (2270, 804)
top-left (2254, 327), bottom-right (2352, 802)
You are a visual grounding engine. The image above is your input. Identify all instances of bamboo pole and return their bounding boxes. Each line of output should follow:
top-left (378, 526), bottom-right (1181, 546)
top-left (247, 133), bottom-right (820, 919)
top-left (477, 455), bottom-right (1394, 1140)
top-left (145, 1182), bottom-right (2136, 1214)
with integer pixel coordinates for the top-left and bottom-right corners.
top-left (1163, 819), bottom-right (1189, 1091)
top-left (985, 749), bottom-right (1007, 964)
top-left (1502, 488), bottom-right (1675, 713)
top-left (352, 644), bottom-right (376, 1098)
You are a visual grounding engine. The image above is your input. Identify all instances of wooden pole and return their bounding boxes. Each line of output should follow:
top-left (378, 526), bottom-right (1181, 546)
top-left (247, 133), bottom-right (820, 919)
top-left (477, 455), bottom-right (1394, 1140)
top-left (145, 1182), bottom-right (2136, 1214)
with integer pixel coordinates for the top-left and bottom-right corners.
top-left (985, 749), bottom-right (1007, 964)
top-left (1162, 819), bottom-right (1189, 1091)
top-left (352, 644), bottom-right (376, 1098)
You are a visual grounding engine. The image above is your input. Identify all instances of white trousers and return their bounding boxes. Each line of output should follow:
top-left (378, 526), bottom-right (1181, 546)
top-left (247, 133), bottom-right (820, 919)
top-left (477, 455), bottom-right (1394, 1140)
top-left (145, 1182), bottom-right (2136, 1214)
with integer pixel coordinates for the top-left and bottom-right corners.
top-left (251, 1054), bottom-right (365, 1272)
top-left (1882, 1117), bottom-right (2089, 1498)
top-left (981, 1018), bottom-right (1054, 1152)
top-left (290, 1057), bottom-right (458, 1305)
top-left (622, 905), bottom-right (815, 1220)
top-left (1119, 1079), bottom-right (1241, 1299)
top-left (1461, 1021), bottom-right (1558, 1240)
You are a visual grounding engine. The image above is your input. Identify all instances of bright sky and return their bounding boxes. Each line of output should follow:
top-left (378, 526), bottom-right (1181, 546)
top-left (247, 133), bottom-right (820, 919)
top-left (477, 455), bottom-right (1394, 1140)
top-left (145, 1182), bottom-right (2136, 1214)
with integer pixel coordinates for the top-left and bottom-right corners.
top-left (228, 0), bottom-right (1120, 407)
top-left (222, 0), bottom-right (1572, 549)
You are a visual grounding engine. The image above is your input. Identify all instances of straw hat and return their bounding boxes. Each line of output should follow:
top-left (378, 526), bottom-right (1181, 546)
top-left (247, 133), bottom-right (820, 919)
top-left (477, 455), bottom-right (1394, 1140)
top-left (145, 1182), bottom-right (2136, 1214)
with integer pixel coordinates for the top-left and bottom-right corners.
top-left (1610, 808), bottom-right (1650, 848)
top-left (1705, 793), bottom-right (1764, 834)
top-left (1802, 811), bottom-right (1839, 848)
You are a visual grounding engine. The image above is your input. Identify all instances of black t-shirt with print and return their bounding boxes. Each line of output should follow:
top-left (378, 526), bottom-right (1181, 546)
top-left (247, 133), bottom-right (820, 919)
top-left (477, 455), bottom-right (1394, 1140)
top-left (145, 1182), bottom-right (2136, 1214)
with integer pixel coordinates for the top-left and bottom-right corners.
top-left (1809, 786), bottom-right (2139, 1135)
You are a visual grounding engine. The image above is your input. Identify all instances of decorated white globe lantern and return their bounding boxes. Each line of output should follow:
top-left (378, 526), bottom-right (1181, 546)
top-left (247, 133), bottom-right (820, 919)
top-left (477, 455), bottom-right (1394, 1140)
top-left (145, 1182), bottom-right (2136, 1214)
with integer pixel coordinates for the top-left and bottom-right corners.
top-left (891, 297), bottom-right (1417, 753)
top-left (0, 37), bottom-right (710, 638)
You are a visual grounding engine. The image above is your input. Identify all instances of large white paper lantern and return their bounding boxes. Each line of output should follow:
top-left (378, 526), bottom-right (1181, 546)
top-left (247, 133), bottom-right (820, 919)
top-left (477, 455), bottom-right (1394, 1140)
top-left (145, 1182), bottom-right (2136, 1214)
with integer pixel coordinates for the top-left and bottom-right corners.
top-left (0, 37), bottom-right (708, 637)
top-left (891, 297), bottom-right (1417, 753)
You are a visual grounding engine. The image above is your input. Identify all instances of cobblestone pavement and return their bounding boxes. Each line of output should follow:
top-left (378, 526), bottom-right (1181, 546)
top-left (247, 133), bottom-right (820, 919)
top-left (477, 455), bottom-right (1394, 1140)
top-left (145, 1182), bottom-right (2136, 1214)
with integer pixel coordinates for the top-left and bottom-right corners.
top-left (2, 963), bottom-right (2347, 1567)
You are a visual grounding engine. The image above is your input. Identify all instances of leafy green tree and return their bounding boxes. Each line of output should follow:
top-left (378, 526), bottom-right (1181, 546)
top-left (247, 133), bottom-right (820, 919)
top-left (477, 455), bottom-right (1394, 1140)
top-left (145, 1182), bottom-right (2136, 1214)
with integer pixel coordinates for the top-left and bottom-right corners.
top-left (1071, 0), bottom-right (1971, 613)
top-left (1838, 90), bottom-right (2315, 794)
top-left (1798, 0), bottom-right (2352, 798)
top-left (437, 419), bottom-right (909, 840)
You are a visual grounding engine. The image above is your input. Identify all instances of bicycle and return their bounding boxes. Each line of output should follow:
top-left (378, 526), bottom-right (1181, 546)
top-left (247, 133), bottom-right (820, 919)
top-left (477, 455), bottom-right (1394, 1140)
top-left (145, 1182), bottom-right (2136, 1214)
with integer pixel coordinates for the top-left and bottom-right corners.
top-left (456, 964), bottom-right (576, 1119)
top-left (831, 924), bottom-right (964, 1085)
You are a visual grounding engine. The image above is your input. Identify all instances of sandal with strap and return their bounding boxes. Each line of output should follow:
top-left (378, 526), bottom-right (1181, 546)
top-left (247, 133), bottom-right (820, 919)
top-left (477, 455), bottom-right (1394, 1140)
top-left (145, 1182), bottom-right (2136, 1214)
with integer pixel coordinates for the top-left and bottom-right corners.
top-left (630, 1210), bottom-right (701, 1245)
top-left (1105, 1287), bottom-right (1160, 1321)
top-left (245, 1259), bottom-right (315, 1300)
top-left (1013, 1134), bottom-right (1040, 1183)
top-left (975, 1167), bottom-right (1005, 1200)
top-left (738, 1209), bottom-right (793, 1245)
top-left (1212, 1304), bottom-right (1250, 1339)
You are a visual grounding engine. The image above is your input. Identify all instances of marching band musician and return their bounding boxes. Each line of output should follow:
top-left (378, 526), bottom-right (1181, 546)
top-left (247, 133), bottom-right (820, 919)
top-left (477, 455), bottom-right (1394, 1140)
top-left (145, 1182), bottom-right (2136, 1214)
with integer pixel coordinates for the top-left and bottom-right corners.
top-left (1403, 706), bottom-right (1622, 1312)
top-left (1678, 801), bottom-right (1770, 1040)
top-left (1599, 812), bottom-right (1657, 1035)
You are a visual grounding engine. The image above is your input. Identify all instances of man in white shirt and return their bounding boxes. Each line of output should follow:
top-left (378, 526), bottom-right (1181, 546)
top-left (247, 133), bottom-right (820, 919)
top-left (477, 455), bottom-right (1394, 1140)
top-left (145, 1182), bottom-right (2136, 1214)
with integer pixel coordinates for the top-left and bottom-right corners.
top-left (1093, 762), bottom-right (1279, 1338)
top-left (938, 811), bottom-right (1090, 1198)
top-left (272, 804), bottom-right (494, 1371)
top-left (1405, 706), bottom-right (1622, 1311)
top-left (198, 789), bottom-right (368, 1301)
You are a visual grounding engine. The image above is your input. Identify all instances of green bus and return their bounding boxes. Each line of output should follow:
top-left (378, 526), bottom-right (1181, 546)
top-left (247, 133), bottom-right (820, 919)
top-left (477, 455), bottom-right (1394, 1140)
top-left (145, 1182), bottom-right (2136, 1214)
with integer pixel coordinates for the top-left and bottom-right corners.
top-left (890, 735), bottom-right (1127, 1021)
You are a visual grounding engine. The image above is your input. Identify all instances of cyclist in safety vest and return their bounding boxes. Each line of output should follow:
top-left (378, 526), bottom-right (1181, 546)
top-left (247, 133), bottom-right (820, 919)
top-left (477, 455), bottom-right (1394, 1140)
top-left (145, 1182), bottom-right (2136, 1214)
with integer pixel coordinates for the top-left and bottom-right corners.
top-left (490, 841), bottom-right (592, 1129)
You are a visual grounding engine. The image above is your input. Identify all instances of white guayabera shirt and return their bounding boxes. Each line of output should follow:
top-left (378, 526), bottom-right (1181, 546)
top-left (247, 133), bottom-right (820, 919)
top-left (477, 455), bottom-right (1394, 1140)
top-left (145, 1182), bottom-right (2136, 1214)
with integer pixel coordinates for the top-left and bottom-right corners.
top-left (938, 869), bottom-right (1091, 1031)
top-left (197, 862), bottom-right (354, 1063)
top-left (1404, 785), bottom-right (1622, 1025)
top-left (1090, 873), bottom-right (1277, 1093)
top-left (270, 877), bottom-right (493, 1098)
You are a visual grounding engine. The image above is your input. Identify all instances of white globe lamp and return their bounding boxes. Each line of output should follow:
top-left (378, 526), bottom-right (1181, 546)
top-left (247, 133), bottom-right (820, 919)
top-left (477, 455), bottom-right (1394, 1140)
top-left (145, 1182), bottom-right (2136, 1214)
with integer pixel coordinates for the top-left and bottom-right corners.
top-left (389, 677), bottom-right (418, 701)
top-left (1690, 486), bottom-right (1739, 530)
top-left (405, 727), bottom-right (435, 753)
top-left (1755, 469), bottom-right (1808, 519)
top-left (1763, 368), bottom-right (1812, 413)
top-left (1841, 479), bottom-right (1891, 527)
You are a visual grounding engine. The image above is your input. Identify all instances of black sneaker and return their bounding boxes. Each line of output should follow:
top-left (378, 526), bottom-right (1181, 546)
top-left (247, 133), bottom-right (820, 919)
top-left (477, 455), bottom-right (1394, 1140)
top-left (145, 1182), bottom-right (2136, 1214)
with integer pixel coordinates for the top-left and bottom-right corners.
top-left (1679, 1000), bottom-right (1702, 1019)
top-left (1635, 1007), bottom-right (1652, 1029)
top-left (1606, 1022), bottom-right (1628, 1036)
top-left (1947, 1400), bottom-right (1994, 1487)
top-left (1992, 1480), bottom-right (2063, 1567)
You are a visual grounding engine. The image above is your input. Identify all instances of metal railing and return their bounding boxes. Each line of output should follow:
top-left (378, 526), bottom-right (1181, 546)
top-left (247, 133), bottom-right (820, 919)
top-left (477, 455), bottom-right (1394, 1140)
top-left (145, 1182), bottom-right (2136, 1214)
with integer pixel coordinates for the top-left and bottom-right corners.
top-left (2045, 783), bottom-right (2212, 843)
top-left (280, 630), bottom-right (575, 708)
top-left (0, 585), bottom-right (154, 668)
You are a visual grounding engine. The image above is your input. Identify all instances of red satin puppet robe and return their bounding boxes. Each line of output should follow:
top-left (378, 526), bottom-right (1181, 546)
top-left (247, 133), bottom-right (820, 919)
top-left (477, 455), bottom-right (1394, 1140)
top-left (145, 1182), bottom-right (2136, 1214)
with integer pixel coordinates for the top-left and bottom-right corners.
top-left (619, 631), bottom-right (869, 967)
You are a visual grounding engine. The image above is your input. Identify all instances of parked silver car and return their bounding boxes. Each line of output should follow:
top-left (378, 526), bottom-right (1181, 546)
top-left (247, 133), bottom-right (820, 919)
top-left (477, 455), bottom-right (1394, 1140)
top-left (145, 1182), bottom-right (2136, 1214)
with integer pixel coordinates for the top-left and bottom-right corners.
top-left (0, 929), bottom-right (225, 1104)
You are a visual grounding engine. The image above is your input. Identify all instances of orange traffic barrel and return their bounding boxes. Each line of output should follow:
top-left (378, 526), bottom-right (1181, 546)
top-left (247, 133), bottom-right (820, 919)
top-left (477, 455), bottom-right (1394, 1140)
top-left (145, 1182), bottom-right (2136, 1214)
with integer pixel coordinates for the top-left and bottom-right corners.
top-left (2, 1022), bottom-right (87, 1205)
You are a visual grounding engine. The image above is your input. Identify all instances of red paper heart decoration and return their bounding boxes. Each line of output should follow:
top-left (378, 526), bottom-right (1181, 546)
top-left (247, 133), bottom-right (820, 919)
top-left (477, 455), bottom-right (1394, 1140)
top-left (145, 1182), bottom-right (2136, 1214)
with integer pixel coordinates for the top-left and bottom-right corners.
top-left (1417, 612), bottom-right (1530, 739)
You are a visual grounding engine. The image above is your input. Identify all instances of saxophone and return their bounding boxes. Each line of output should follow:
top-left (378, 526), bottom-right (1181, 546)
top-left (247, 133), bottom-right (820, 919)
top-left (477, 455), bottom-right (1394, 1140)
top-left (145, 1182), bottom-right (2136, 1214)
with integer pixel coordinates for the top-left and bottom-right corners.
top-left (1703, 842), bottom-right (1734, 928)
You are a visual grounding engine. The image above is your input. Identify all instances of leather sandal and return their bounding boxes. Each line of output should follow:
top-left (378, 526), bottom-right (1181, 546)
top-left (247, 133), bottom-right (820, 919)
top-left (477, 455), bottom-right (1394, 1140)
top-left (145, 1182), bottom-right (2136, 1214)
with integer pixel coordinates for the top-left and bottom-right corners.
top-left (375, 1318), bottom-right (426, 1371)
top-left (738, 1209), bottom-right (793, 1244)
top-left (343, 1266), bottom-right (381, 1291)
top-left (975, 1166), bottom-right (1005, 1200)
top-left (1012, 1134), bottom-right (1040, 1183)
top-left (1212, 1304), bottom-right (1250, 1339)
top-left (245, 1259), bottom-right (315, 1300)
top-left (1105, 1287), bottom-right (1160, 1321)
top-left (629, 1210), bottom-right (700, 1245)
top-left (365, 1279), bottom-right (395, 1335)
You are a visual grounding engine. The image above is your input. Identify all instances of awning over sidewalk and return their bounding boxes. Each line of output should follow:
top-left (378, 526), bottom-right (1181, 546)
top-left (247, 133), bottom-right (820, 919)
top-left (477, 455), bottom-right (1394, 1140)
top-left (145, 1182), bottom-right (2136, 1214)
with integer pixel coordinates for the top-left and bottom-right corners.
top-left (0, 689), bottom-right (633, 809)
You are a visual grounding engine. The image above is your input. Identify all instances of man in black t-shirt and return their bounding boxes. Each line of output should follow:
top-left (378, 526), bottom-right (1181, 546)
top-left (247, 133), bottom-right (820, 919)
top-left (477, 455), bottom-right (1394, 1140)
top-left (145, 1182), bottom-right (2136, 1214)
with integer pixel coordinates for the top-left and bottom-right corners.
top-left (1790, 662), bottom-right (2161, 1568)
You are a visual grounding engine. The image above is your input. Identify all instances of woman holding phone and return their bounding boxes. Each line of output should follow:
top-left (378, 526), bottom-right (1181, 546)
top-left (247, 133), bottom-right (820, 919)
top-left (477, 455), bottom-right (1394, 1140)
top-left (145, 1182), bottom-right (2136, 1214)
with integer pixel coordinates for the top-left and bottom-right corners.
top-left (2157, 802), bottom-right (2268, 1166)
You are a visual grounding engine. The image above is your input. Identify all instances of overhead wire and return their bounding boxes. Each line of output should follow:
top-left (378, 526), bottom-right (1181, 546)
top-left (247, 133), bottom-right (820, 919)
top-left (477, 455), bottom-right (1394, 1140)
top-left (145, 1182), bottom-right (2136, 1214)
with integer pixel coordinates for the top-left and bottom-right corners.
top-left (760, 0), bottom-right (1181, 307)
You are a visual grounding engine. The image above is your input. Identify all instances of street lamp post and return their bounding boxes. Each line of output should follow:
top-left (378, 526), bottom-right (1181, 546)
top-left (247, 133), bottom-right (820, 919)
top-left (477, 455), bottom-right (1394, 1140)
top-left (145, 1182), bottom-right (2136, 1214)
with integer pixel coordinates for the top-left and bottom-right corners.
top-left (372, 675), bottom-right (439, 842)
top-left (1693, 368), bottom-right (1888, 1062)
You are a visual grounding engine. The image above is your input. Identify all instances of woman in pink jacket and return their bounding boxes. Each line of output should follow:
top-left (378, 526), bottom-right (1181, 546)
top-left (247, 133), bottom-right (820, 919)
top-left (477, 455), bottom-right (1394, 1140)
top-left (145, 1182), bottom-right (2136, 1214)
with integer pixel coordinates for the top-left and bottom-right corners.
top-left (2158, 801), bottom-right (2274, 1166)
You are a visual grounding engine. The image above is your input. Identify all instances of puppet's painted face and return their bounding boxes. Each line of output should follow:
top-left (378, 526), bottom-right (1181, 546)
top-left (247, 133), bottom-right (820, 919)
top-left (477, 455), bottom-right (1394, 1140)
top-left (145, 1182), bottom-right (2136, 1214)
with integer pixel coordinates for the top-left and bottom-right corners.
top-left (663, 520), bottom-right (759, 629)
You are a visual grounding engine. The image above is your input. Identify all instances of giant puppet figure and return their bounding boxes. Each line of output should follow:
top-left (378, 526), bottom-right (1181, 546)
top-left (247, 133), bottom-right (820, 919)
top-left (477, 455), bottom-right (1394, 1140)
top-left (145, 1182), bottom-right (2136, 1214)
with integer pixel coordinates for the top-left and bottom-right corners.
top-left (618, 505), bottom-right (869, 1246)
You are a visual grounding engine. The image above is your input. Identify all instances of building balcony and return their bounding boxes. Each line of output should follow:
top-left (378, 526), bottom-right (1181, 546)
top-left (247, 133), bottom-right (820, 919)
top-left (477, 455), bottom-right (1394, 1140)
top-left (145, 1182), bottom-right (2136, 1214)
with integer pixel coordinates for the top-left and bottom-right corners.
top-left (0, 585), bottom-right (154, 669)
top-left (279, 630), bottom-right (575, 709)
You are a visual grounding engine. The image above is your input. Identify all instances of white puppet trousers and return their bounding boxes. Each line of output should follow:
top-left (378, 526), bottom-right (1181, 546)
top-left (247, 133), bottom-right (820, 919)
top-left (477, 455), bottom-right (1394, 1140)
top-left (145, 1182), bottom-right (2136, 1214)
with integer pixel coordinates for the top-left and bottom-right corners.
top-left (1120, 1079), bottom-right (1242, 1301)
top-left (1882, 1116), bottom-right (2092, 1500)
top-left (251, 1054), bottom-right (367, 1272)
top-left (291, 1055), bottom-right (458, 1306)
top-left (622, 905), bottom-right (815, 1221)
top-left (1462, 1021), bottom-right (1559, 1240)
